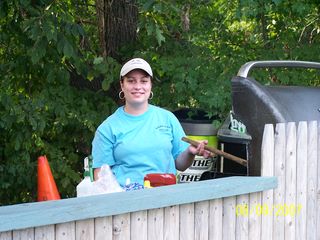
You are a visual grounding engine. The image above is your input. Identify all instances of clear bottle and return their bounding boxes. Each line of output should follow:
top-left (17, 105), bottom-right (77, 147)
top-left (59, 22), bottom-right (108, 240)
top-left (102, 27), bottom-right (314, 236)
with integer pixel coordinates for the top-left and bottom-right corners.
top-left (76, 156), bottom-right (94, 197)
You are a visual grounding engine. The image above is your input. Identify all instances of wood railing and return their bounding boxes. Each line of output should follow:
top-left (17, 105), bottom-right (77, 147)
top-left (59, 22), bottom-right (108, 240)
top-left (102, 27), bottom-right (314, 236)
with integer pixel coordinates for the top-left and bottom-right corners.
top-left (0, 176), bottom-right (276, 240)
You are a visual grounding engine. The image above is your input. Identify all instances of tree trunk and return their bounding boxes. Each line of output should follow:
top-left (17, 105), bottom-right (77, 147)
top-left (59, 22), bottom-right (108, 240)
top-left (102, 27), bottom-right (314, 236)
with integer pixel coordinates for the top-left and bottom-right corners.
top-left (71, 0), bottom-right (139, 104)
top-left (96, 0), bottom-right (107, 57)
top-left (96, 0), bottom-right (138, 59)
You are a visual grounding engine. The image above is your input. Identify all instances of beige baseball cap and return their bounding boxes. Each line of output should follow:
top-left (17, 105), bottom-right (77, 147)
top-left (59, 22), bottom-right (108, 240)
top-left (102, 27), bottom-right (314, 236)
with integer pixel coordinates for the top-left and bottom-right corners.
top-left (120, 58), bottom-right (153, 78)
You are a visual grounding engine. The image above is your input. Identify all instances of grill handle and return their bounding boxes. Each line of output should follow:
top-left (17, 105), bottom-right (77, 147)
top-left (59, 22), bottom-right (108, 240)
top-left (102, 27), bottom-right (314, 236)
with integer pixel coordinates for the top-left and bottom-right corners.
top-left (237, 60), bottom-right (320, 78)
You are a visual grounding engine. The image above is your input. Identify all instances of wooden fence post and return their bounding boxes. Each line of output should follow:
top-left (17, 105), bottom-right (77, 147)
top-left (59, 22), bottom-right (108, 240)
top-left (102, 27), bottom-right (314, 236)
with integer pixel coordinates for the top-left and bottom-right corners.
top-left (261, 124), bottom-right (275, 240)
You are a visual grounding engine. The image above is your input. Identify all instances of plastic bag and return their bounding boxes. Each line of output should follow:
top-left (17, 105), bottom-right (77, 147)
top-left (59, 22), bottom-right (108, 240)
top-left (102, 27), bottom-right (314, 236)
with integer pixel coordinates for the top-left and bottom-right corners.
top-left (77, 164), bottom-right (123, 197)
top-left (94, 164), bottom-right (123, 193)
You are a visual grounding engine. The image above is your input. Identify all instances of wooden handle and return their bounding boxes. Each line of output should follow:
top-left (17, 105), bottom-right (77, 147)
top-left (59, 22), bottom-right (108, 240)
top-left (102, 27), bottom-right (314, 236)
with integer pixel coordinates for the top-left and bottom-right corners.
top-left (182, 137), bottom-right (248, 167)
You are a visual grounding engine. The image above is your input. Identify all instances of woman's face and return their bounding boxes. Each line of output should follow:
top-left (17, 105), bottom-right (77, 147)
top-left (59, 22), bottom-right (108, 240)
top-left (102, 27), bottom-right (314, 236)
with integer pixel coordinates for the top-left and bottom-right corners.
top-left (121, 69), bottom-right (152, 106)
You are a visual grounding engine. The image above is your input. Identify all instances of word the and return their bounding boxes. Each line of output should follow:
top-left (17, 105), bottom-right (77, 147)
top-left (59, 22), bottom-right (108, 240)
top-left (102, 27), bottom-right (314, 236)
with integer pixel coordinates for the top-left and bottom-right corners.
top-left (179, 174), bottom-right (201, 182)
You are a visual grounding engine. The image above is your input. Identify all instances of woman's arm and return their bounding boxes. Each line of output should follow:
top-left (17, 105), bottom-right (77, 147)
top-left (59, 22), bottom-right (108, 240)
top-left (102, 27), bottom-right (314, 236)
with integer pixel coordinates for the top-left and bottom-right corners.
top-left (175, 140), bottom-right (211, 171)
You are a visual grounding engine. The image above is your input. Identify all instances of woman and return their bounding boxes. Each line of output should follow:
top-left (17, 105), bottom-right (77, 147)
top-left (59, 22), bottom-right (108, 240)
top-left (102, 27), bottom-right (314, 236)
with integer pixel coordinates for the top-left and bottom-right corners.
top-left (92, 58), bottom-right (210, 187)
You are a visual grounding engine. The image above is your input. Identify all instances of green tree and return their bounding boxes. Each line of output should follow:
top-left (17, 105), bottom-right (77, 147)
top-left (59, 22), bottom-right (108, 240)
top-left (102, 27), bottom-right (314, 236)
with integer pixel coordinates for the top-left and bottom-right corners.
top-left (0, 0), bottom-right (116, 204)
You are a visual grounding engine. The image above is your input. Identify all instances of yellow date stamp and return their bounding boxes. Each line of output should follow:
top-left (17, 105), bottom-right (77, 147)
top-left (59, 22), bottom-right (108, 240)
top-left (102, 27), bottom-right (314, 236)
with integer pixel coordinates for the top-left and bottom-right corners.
top-left (236, 203), bottom-right (302, 217)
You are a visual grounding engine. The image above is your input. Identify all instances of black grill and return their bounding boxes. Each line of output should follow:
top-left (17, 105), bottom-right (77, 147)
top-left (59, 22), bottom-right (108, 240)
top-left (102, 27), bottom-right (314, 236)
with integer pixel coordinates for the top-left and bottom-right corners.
top-left (231, 60), bottom-right (320, 175)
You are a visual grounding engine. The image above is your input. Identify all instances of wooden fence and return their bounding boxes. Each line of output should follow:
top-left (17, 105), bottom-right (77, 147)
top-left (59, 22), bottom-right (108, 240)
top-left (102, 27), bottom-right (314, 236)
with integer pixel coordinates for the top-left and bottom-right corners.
top-left (260, 121), bottom-right (319, 240)
top-left (0, 120), bottom-right (318, 240)
top-left (0, 177), bottom-right (276, 240)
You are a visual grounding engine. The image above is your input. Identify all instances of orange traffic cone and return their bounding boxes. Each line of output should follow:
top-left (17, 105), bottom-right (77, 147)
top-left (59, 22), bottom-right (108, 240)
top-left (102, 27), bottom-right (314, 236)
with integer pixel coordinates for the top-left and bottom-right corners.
top-left (37, 155), bottom-right (61, 201)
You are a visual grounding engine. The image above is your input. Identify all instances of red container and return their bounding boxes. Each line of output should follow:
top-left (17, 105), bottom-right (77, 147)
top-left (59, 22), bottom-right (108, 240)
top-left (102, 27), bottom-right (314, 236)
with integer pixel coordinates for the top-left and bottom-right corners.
top-left (144, 173), bottom-right (176, 187)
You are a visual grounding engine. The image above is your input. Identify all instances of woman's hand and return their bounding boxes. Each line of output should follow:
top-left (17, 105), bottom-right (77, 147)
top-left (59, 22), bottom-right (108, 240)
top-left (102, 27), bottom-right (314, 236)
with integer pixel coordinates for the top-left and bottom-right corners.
top-left (94, 168), bottom-right (101, 181)
top-left (187, 140), bottom-right (212, 158)
top-left (175, 139), bottom-right (212, 171)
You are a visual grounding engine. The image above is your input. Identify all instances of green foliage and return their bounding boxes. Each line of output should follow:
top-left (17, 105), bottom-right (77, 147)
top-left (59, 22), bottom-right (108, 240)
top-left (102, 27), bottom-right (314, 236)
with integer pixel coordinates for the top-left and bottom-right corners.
top-left (0, 84), bottom-right (113, 204)
top-left (1, 0), bottom-right (320, 205)
top-left (134, 0), bottom-right (319, 117)
top-left (0, 0), bottom-right (116, 205)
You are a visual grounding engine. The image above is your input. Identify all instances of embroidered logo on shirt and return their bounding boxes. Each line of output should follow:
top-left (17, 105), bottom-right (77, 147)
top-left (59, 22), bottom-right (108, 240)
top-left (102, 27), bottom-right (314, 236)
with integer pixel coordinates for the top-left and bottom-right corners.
top-left (155, 125), bottom-right (171, 132)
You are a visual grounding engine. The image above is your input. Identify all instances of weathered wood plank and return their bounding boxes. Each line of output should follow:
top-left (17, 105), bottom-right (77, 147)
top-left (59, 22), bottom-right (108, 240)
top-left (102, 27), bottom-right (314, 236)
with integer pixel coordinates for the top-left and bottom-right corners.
top-left (222, 196), bottom-right (236, 240)
top-left (194, 201), bottom-right (209, 240)
top-left (179, 203), bottom-right (194, 240)
top-left (94, 217), bottom-right (113, 240)
top-left (0, 232), bottom-right (12, 240)
top-left (209, 198), bottom-right (222, 240)
top-left (261, 124), bottom-right (274, 240)
top-left (130, 211), bottom-right (147, 240)
top-left (12, 228), bottom-right (34, 240)
top-left (317, 122), bottom-right (320, 240)
top-left (284, 122), bottom-right (297, 240)
top-left (273, 123), bottom-right (286, 240)
top-left (112, 213), bottom-right (130, 240)
top-left (235, 194), bottom-right (249, 240)
top-left (75, 219), bottom-right (94, 240)
top-left (296, 122), bottom-right (308, 240)
top-left (306, 121), bottom-right (318, 240)
top-left (34, 225), bottom-right (54, 240)
top-left (147, 208), bottom-right (163, 240)
top-left (248, 192), bottom-right (261, 240)
top-left (164, 205), bottom-right (179, 240)
top-left (0, 176), bottom-right (277, 233)
top-left (55, 222), bottom-right (75, 240)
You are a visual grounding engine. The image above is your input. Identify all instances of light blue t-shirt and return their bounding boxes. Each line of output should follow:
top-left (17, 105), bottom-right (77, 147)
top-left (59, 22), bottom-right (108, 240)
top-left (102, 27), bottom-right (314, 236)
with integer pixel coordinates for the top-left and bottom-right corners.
top-left (92, 104), bottom-right (188, 186)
